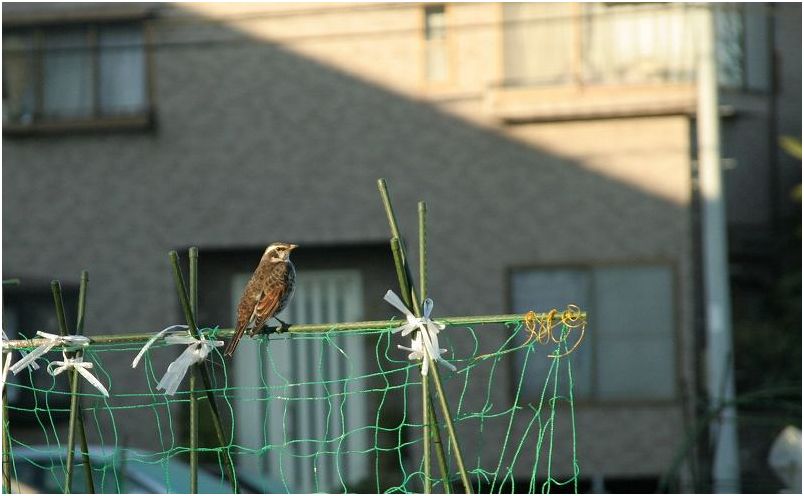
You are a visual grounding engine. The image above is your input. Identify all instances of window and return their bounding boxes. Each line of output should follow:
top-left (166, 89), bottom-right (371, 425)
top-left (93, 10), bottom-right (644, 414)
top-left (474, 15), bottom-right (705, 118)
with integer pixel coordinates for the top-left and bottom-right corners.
top-left (582, 3), bottom-right (698, 84)
top-left (510, 264), bottom-right (676, 401)
top-left (423, 4), bottom-right (449, 83)
top-left (231, 270), bottom-right (369, 493)
top-left (3, 21), bottom-right (149, 128)
top-left (715, 3), bottom-right (771, 91)
top-left (502, 3), bottom-right (575, 86)
top-left (714, 4), bottom-right (744, 88)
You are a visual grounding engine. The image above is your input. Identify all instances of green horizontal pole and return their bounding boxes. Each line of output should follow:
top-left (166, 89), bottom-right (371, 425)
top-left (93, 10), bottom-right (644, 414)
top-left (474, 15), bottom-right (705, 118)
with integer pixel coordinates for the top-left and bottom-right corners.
top-left (3, 311), bottom-right (585, 351)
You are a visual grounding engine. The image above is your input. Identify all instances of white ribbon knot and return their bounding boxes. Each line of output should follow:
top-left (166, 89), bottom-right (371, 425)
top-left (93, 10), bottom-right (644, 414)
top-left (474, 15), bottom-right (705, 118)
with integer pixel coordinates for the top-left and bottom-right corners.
top-left (384, 290), bottom-right (456, 376)
top-left (47, 353), bottom-right (109, 397)
top-left (9, 331), bottom-right (88, 375)
top-left (132, 325), bottom-right (223, 396)
top-left (3, 331), bottom-right (40, 394)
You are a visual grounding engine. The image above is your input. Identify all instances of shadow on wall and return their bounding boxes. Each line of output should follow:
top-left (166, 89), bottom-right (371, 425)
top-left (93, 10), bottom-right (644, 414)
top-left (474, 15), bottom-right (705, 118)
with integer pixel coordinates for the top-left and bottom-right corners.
top-left (2, 3), bottom-right (692, 493)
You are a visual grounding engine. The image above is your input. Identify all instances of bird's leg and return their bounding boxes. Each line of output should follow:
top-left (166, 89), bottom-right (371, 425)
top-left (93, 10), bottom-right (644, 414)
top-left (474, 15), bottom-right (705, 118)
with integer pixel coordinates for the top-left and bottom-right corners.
top-left (274, 317), bottom-right (291, 333)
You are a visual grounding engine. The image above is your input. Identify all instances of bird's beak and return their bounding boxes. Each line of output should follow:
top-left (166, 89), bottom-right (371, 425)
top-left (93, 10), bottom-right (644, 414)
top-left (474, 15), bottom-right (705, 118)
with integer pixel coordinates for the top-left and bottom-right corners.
top-left (288, 244), bottom-right (298, 251)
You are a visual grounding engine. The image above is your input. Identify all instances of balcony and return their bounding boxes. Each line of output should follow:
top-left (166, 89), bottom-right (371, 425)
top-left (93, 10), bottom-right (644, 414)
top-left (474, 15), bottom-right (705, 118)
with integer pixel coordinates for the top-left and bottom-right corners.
top-left (487, 3), bottom-right (761, 123)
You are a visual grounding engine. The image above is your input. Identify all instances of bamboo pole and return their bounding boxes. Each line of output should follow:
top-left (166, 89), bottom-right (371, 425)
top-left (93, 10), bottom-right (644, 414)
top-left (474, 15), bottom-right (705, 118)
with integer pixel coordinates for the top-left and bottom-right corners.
top-left (377, 179), bottom-right (473, 494)
top-left (73, 272), bottom-right (95, 494)
top-left (169, 251), bottom-right (238, 493)
top-left (391, 237), bottom-right (453, 492)
top-left (429, 400), bottom-right (452, 494)
top-left (417, 202), bottom-right (454, 494)
top-left (2, 371), bottom-right (10, 493)
top-left (2, 280), bottom-right (17, 492)
top-left (52, 281), bottom-right (79, 494)
top-left (3, 310), bottom-right (583, 351)
top-left (419, 203), bottom-right (432, 494)
top-left (189, 247), bottom-right (199, 494)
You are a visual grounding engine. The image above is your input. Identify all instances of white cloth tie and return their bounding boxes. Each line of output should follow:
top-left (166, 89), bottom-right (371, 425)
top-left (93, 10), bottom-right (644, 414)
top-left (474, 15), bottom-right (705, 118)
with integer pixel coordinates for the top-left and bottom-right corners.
top-left (9, 331), bottom-right (88, 375)
top-left (47, 353), bottom-right (109, 397)
top-left (1, 330), bottom-right (38, 370)
top-left (132, 325), bottom-right (223, 396)
top-left (384, 290), bottom-right (456, 376)
top-left (2, 330), bottom-right (41, 394)
top-left (131, 325), bottom-right (189, 369)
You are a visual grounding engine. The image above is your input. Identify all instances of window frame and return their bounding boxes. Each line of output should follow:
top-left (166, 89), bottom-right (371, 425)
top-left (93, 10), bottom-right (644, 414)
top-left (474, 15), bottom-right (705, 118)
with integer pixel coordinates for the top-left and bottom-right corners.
top-left (2, 13), bottom-right (154, 135)
top-left (505, 258), bottom-right (683, 406)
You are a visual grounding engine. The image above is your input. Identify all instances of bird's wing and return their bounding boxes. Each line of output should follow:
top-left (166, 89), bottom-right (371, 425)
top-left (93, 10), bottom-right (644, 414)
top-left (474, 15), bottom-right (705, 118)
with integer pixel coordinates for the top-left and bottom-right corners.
top-left (253, 286), bottom-right (284, 328)
top-left (226, 283), bottom-right (261, 357)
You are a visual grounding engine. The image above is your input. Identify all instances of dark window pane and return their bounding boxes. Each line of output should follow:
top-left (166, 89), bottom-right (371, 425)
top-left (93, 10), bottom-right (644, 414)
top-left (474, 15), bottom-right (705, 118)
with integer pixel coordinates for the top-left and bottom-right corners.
top-left (2, 31), bottom-right (36, 124)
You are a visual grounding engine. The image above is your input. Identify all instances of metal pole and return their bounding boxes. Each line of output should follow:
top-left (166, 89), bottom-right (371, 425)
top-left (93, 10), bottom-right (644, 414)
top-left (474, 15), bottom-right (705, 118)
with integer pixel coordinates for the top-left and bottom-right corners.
top-left (697, 5), bottom-right (740, 493)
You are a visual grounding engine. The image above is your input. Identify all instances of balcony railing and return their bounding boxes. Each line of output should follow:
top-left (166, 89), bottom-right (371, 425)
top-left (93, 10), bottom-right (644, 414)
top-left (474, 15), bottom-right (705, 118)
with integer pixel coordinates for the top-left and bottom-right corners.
top-left (501, 3), bottom-right (757, 90)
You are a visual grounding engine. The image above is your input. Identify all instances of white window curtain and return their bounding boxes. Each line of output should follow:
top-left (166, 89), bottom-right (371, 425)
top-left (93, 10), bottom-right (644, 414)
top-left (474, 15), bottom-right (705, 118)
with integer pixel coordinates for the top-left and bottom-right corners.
top-left (503, 3), bottom-right (574, 86)
top-left (582, 3), bottom-right (698, 84)
top-left (42, 27), bottom-right (93, 118)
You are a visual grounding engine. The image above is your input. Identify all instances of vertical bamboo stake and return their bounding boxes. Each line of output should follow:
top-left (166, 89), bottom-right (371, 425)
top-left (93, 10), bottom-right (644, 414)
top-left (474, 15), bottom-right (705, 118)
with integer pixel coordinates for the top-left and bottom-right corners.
top-left (1, 277), bottom-right (13, 492)
top-left (2, 369), bottom-right (10, 493)
top-left (52, 281), bottom-right (75, 494)
top-left (169, 251), bottom-right (238, 493)
top-left (391, 239), bottom-right (451, 493)
top-left (419, 202), bottom-right (432, 494)
top-left (74, 272), bottom-right (95, 494)
top-left (378, 180), bottom-right (472, 493)
top-left (428, 400), bottom-right (451, 494)
top-left (189, 247), bottom-right (199, 494)
top-left (51, 281), bottom-right (81, 494)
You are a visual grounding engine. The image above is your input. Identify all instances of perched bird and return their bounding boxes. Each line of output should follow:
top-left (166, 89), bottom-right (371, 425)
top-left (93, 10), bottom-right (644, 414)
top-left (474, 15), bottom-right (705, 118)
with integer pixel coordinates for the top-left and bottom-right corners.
top-left (225, 242), bottom-right (297, 357)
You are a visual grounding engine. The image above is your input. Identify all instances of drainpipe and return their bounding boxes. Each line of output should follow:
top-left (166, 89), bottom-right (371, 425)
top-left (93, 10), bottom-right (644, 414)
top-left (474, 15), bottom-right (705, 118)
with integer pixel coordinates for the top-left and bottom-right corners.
top-left (696, 4), bottom-right (741, 493)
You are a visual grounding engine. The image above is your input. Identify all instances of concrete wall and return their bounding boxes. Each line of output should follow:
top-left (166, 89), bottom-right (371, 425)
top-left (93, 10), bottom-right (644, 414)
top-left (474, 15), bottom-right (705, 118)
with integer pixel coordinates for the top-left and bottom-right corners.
top-left (3, 1), bottom-right (706, 483)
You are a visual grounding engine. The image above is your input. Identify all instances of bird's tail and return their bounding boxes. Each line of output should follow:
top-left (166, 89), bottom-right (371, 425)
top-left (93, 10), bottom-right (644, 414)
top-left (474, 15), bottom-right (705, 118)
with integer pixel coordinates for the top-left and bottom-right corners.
top-left (224, 325), bottom-right (248, 357)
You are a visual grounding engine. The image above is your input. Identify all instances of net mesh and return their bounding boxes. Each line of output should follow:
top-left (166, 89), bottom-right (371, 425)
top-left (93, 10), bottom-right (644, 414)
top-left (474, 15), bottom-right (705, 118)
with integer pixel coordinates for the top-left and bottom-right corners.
top-left (3, 318), bottom-right (581, 494)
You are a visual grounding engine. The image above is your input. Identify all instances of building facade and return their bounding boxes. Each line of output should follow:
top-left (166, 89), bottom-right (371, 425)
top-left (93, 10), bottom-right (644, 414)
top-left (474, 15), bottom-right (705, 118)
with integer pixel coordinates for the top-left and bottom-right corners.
top-left (3, 2), bottom-right (800, 492)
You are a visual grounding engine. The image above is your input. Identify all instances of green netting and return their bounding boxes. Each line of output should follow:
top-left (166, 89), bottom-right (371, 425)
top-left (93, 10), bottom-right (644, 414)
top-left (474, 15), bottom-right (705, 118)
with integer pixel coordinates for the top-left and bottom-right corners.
top-left (3, 318), bottom-right (581, 494)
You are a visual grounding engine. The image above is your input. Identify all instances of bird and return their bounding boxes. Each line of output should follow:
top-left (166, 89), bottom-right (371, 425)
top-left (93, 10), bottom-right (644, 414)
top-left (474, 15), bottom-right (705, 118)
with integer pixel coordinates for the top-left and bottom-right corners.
top-left (224, 242), bottom-right (297, 357)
